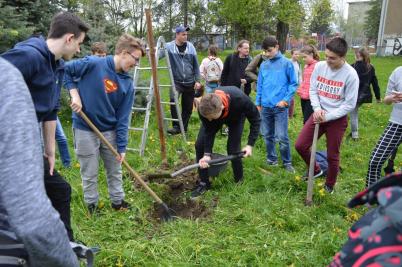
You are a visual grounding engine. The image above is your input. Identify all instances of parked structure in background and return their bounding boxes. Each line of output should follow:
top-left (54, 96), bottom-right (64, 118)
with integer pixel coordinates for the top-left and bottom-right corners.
top-left (377, 0), bottom-right (402, 56)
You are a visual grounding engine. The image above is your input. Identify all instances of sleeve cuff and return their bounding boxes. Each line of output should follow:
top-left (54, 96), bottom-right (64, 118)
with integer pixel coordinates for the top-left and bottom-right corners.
top-left (65, 82), bottom-right (78, 90)
top-left (43, 110), bottom-right (58, 121)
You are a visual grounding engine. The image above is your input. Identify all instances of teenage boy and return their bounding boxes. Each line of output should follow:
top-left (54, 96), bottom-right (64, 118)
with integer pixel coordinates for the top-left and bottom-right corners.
top-left (295, 37), bottom-right (359, 193)
top-left (289, 48), bottom-right (302, 118)
top-left (65, 34), bottom-right (145, 213)
top-left (191, 86), bottom-right (261, 197)
top-left (1, 11), bottom-right (89, 241)
top-left (165, 25), bottom-right (202, 135)
top-left (256, 36), bottom-right (298, 173)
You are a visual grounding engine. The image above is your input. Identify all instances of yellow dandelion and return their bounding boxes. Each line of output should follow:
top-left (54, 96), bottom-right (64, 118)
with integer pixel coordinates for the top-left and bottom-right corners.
top-left (317, 182), bottom-right (323, 187)
top-left (294, 175), bottom-right (301, 182)
top-left (319, 188), bottom-right (326, 196)
top-left (74, 162), bottom-right (80, 168)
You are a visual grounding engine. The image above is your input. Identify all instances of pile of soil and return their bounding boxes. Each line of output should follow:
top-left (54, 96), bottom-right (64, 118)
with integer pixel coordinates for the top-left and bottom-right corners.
top-left (147, 158), bottom-right (219, 222)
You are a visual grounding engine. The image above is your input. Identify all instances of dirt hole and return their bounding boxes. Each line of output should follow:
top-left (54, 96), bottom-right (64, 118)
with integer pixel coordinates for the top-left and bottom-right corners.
top-left (148, 163), bottom-right (219, 222)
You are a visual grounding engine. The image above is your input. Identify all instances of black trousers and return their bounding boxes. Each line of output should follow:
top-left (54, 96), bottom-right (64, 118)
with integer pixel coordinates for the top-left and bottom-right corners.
top-left (43, 158), bottom-right (74, 241)
top-left (301, 99), bottom-right (314, 124)
top-left (195, 117), bottom-right (245, 185)
top-left (170, 83), bottom-right (195, 132)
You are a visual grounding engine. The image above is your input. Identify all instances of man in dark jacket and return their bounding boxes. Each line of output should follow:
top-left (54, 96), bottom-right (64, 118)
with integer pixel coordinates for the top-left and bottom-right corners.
top-left (1, 11), bottom-right (89, 241)
top-left (191, 86), bottom-right (261, 197)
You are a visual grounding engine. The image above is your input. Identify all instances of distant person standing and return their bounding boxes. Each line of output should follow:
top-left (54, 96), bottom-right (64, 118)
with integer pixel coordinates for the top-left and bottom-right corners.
top-left (256, 36), bottom-right (298, 173)
top-left (165, 25), bottom-right (202, 135)
top-left (289, 48), bottom-right (301, 118)
top-left (221, 40), bottom-right (252, 96)
top-left (199, 44), bottom-right (223, 93)
top-left (297, 45), bottom-right (320, 124)
top-left (91, 41), bottom-right (108, 57)
top-left (365, 66), bottom-right (402, 188)
top-left (350, 47), bottom-right (381, 140)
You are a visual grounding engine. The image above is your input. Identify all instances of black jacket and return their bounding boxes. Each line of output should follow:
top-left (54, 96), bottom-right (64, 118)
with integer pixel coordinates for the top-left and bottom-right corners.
top-left (221, 54), bottom-right (253, 95)
top-left (199, 86), bottom-right (261, 153)
top-left (351, 61), bottom-right (381, 105)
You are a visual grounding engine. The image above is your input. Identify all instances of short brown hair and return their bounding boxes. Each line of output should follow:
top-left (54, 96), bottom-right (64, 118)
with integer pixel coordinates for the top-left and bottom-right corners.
top-left (198, 93), bottom-right (222, 118)
top-left (48, 12), bottom-right (89, 39)
top-left (326, 37), bottom-right (348, 57)
top-left (91, 42), bottom-right (107, 55)
top-left (115, 34), bottom-right (145, 56)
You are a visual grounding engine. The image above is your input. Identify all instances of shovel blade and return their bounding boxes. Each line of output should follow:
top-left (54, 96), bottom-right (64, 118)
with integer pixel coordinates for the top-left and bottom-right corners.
top-left (159, 203), bottom-right (176, 222)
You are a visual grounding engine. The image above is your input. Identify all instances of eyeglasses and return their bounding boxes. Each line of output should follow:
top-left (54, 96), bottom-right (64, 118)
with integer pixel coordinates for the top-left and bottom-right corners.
top-left (127, 52), bottom-right (140, 64)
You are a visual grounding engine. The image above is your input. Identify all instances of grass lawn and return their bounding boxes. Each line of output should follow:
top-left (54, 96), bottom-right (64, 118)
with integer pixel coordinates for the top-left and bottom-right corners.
top-left (57, 51), bottom-right (402, 266)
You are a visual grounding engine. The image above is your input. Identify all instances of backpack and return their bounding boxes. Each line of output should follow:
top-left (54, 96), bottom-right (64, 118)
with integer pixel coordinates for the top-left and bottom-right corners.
top-left (206, 58), bottom-right (222, 82)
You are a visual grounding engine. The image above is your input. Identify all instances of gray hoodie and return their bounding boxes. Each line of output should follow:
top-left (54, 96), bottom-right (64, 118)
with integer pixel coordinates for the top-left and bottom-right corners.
top-left (0, 58), bottom-right (78, 267)
top-left (310, 61), bottom-right (359, 122)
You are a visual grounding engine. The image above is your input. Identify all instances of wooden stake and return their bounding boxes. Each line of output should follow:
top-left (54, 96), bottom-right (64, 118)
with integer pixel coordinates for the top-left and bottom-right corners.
top-left (145, 8), bottom-right (167, 164)
top-left (306, 123), bottom-right (320, 206)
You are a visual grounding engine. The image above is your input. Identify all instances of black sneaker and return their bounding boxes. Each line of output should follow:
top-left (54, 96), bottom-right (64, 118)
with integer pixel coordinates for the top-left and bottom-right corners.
top-left (112, 200), bottom-right (131, 211)
top-left (324, 184), bottom-right (334, 194)
top-left (167, 127), bottom-right (181, 135)
top-left (302, 169), bottom-right (324, 181)
top-left (191, 182), bottom-right (210, 198)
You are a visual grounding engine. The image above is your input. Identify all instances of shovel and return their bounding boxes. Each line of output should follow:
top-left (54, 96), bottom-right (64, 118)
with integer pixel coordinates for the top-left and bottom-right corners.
top-left (77, 110), bottom-right (174, 221)
top-left (305, 123), bottom-right (320, 206)
top-left (146, 152), bottom-right (246, 179)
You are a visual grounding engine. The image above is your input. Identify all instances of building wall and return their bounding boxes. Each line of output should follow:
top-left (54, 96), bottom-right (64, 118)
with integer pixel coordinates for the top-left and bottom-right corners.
top-left (346, 1), bottom-right (372, 46)
top-left (379, 0), bottom-right (402, 55)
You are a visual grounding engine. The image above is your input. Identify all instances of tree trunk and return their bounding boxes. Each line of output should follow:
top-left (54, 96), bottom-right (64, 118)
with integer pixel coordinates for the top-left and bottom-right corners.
top-left (183, 0), bottom-right (188, 26)
top-left (276, 20), bottom-right (289, 53)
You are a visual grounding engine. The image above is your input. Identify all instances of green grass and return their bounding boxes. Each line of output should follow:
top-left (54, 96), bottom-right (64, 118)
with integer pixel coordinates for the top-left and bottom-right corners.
top-left (57, 52), bottom-right (402, 266)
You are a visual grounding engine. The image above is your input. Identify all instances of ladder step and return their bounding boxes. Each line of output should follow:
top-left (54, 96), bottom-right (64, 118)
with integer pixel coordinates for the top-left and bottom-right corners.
top-left (135, 86), bottom-right (150, 90)
top-left (137, 66), bottom-right (168, 70)
top-left (129, 127), bottom-right (145, 131)
top-left (132, 107), bottom-right (147, 111)
top-left (164, 118), bottom-right (180, 122)
top-left (160, 101), bottom-right (175, 105)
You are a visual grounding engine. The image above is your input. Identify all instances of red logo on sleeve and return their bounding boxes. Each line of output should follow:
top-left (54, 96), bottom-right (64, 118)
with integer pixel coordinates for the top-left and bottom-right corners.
top-left (104, 79), bottom-right (118, 93)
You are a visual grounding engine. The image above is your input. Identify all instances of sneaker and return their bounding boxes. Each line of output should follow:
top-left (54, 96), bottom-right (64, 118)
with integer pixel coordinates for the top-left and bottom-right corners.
top-left (112, 200), bottom-right (131, 211)
top-left (324, 184), bottom-right (334, 194)
top-left (267, 160), bottom-right (278, 166)
top-left (167, 127), bottom-right (181, 135)
top-left (302, 169), bottom-right (324, 181)
top-left (284, 164), bottom-right (296, 173)
top-left (191, 182), bottom-right (210, 198)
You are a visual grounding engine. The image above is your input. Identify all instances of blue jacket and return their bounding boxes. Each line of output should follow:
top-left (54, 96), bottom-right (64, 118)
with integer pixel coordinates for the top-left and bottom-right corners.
top-left (64, 56), bottom-right (134, 153)
top-left (1, 36), bottom-right (64, 122)
top-left (165, 41), bottom-right (200, 85)
top-left (256, 52), bottom-right (297, 108)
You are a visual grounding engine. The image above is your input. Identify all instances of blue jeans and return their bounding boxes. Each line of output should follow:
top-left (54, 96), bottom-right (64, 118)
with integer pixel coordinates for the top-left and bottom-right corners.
top-left (56, 118), bottom-right (71, 167)
top-left (261, 106), bottom-right (292, 165)
top-left (205, 82), bottom-right (219, 93)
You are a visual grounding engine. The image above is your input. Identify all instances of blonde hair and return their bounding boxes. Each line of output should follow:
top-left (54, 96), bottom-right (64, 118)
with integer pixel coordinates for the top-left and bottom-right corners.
top-left (300, 45), bottom-right (320, 61)
top-left (115, 33), bottom-right (145, 56)
top-left (198, 94), bottom-right (222, 118)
